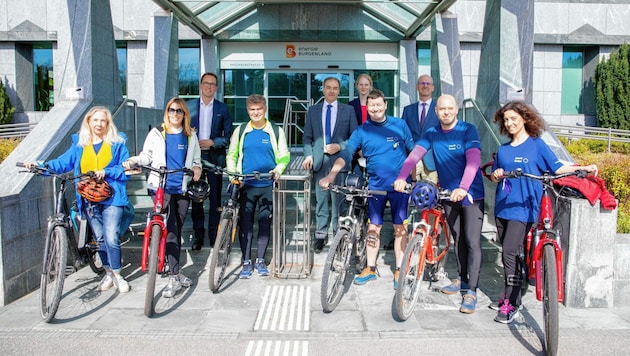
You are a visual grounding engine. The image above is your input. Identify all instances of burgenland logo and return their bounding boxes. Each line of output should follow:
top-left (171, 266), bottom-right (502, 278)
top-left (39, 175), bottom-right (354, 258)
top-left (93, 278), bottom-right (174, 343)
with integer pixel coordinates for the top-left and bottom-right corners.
top-left (286, 44), bottom-right (296, 58)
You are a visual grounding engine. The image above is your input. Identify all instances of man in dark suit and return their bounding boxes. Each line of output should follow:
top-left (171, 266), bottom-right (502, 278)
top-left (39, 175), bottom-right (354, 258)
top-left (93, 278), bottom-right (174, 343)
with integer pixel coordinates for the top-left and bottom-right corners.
top-left (401, 74), bottom-right (440, 183)
top-left (302, 77), bottom-right (358, 253)
top-left (188, 72), bottom-right (234, 250)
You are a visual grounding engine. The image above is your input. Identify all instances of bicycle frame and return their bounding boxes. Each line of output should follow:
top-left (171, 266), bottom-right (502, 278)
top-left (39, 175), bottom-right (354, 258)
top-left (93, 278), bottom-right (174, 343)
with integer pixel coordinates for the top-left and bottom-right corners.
top-left (141, 184), bottom-right (169, 273)
top-left (526, 183), bottom-right (565, 303)
top-left (410, 207), bottom-right (450, 265)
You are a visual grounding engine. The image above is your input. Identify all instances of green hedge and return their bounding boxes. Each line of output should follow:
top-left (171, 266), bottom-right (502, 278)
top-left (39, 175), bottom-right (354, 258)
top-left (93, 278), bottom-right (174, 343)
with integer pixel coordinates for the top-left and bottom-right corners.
top-left (0, 138), bottom-right (22, 163)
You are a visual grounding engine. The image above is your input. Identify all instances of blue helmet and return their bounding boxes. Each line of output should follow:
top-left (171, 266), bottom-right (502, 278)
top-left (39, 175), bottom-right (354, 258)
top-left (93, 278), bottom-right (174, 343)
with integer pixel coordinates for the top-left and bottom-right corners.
top-left (344, 173), bottom-right (365, 188)
top-left (411, 180), bottom-right (439, 210)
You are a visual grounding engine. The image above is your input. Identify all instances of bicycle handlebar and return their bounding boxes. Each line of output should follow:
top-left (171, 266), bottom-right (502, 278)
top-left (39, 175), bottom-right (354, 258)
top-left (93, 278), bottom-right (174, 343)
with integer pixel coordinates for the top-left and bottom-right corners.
top-left (16, 162), bottom-right (96, 181)
top-left (201, 159), bottom-right (275, 181)
top-left (128, 163), bottom-right (194, 176)
top-left (328, 184), bottom-right (387, 197)
top-left (503, 168), bottom-right (588, 182)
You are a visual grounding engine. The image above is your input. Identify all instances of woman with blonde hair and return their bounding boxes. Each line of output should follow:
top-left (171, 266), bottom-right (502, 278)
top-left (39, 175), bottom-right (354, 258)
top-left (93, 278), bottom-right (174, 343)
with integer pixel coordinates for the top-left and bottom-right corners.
top-left (26, 106), bottom-right (132, 293)
top-left (124, 97), bottom-right (202, 298)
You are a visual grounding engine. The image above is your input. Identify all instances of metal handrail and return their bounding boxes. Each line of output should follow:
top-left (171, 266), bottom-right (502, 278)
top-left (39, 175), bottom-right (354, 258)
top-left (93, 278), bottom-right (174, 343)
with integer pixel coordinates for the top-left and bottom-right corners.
top-left (0, 122), bottom-right (38, 138)
top-left (549, 124), bottom-right (630, 152)
top-left (112, 98), bottom-right (139, 154)
top-left (462, 98), bottom-right (502, 146)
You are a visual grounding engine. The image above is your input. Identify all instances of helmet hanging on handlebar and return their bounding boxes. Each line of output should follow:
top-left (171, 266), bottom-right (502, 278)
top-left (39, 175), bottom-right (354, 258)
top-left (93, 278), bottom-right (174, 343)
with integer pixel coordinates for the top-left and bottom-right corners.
top-left (411, 180), bottom-right (439, 210)
top-left (186, 178), bottom-right (210, 203)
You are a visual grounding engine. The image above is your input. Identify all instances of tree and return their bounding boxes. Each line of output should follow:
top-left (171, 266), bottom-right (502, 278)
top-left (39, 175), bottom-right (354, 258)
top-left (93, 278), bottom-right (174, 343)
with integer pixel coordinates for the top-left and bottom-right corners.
top-left (594, 43), bottom-right (630, 130)
top-left (0, 80), bottom-right (15, 125)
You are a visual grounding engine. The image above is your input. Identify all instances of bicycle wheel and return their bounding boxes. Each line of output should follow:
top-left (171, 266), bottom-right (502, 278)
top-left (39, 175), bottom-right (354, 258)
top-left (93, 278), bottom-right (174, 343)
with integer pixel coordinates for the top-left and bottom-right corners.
top-left (39, 225), bottom-right (68, 322)
top-left (354, 216), bottom-right (368, 273)
top-left (321, 228), bottom-right (353, 313)
top-left (144, 224), bottom-right (161, 317)
top-left (542, 244), bottom-right (559, 356)
top-left (394, 232), bottom-right (428, 321)
top-left (208, 217), bottom-right (233, 293)
top-left (517, 247), bottom-right (528, 296)
top-left (85, 227), bottom-right (104, 274)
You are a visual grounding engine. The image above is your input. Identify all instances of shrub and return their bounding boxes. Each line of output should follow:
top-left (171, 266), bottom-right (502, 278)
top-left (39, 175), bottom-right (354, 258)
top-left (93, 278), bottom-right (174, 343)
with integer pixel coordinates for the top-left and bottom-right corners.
top-left (0, 80), bottom-right (16, 125)
top-left (0, 138), bottom-right (22, 163)
top-left (594, 43), bottom-right (630, 130)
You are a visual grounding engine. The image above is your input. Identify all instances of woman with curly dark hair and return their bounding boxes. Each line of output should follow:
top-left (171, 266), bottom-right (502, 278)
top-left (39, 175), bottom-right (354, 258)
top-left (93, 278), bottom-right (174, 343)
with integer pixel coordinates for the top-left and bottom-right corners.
top-left (488, 101), bottom-right (597, 323)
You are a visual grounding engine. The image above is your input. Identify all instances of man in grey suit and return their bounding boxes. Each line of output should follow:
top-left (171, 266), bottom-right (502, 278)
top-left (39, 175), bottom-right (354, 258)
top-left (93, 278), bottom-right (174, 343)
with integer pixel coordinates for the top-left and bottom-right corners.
top-left (302, 77), bottom-right (358, 253)
top-left (188, 72), bottom-right (234, 250)
top-left (401, 74), bottom-right (440, 183)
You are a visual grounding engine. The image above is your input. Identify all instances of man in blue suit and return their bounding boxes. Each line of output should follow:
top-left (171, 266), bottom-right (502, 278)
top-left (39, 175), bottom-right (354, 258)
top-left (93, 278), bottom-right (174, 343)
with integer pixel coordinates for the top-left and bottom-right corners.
top-left (401, 74), bottom-right (440, 183)
top-left (302, 77), bottom-right (358, 253)
top-left (188, 72), bottom-right (234, 250)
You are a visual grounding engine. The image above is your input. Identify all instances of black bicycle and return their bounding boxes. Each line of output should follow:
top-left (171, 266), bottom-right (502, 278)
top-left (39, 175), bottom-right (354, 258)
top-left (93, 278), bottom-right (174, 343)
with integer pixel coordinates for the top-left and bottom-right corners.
top-left (320, 175), bottom-right (387, 313)
top-left (202, 160), bottom-right (274, 293)
top-left (17, 162), bottom-right (104, 322)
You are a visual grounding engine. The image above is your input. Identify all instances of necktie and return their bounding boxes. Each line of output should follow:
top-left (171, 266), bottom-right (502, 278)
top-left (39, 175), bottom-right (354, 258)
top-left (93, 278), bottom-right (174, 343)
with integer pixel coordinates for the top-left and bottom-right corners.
top-left (420, 102), bottom-right (427, 129)
top-left (325, 104), bottom-right (332, 146)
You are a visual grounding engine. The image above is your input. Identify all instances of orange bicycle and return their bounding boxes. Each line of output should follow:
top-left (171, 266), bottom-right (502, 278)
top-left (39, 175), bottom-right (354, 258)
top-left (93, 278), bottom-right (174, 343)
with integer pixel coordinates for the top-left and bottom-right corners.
top-left (393, 180), bottom-right (451, 321)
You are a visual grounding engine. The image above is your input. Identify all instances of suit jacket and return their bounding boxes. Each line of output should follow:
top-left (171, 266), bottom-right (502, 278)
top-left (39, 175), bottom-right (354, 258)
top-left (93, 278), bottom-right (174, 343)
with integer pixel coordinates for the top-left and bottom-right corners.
top-left (303, 102), bottom-right (358, 173)
top-left (348, 98), bottom-right (370, 126)
top-left (188, 98), bottom-right (233, 167)
top-left (402, 100), bottom-right (439, 171)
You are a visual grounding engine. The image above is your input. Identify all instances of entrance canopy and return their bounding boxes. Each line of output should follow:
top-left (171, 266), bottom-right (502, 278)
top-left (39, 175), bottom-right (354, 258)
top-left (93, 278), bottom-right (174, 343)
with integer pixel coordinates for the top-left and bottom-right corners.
top-left (152, 0), bottom-right (457, 39)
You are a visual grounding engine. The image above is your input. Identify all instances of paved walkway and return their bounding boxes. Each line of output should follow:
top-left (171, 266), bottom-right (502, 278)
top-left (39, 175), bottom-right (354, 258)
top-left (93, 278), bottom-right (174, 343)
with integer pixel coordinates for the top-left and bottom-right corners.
top-left (1, 227), bottom-right (629, 355)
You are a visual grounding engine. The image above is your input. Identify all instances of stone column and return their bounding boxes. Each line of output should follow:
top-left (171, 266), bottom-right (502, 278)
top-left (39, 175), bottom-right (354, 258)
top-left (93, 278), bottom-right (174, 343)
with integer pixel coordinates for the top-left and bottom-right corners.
top-left (399, 39), bottom-right (418, 111)
top-left (431, 11), bottom-right (464, 106)
top-left (140, 9), bottom-right (179, 109)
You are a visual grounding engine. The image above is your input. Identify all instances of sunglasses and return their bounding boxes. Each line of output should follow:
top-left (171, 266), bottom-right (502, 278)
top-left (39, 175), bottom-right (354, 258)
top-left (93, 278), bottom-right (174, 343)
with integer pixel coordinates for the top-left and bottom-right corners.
top-left (168, 108), bottom-right (184, 115)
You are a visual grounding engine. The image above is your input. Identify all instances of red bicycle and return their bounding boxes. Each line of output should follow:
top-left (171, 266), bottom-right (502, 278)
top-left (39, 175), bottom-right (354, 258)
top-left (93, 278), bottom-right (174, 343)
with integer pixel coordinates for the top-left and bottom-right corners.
top-left (500, 168), bottom-right (589, 356)
top-left (132, 164), bottom-right (192, 317)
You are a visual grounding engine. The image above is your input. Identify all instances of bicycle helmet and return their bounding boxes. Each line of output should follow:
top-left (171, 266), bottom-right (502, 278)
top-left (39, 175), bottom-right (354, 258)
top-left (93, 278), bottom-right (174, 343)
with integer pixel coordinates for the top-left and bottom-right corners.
top-left (345, 173), bottom-right (365, 188)
top-left (411, 180), bottom-right (439, 210)
top-left (186, 179), bottom-right (210, 203)
top-left (76, 177), bottom-right (114, 203)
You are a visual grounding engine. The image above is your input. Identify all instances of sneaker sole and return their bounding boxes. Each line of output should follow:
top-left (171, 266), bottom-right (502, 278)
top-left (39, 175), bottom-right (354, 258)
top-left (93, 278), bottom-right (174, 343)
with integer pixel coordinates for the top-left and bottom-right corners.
top-left (489, 303), bottom-right (524, 311)
top-left (494, 311), bottom-right (519, 324)
top-left (353, 276), bottom-right (377, 285)
top-left (459, 307), bottom-right (476, 314)
top-left (239, 275), bottom-right (252, 279)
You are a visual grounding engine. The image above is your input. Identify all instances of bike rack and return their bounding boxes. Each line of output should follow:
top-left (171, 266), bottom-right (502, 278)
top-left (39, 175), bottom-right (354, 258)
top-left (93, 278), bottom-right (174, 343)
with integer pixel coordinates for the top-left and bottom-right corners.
top-left (272, 166), bottom-right (312, 278)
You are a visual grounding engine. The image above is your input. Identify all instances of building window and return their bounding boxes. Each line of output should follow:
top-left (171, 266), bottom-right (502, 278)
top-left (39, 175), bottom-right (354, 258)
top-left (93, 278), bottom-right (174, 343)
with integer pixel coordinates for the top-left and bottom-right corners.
top-left (33, 44), bottom-right (53, 111)
top-left (179, 43), bottom-right (200, 98)
top-left (223, 69), bottom-right (265, 124)
top-left (561, 47), bottom-right (583, 114)
top-left (418, 42), bottom-right (431, 74)
top-left (116, 44), bottom-right (127, 97)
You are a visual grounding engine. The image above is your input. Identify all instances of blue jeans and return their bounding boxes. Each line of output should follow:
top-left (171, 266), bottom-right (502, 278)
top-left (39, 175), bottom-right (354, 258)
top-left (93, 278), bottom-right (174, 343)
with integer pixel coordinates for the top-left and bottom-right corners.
top-left (87, 203), bottom-right (124, 272)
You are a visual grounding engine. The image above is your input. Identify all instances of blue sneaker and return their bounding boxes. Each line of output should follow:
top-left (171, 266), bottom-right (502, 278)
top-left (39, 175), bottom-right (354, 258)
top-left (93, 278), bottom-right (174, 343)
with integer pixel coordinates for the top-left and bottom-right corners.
top-left (354, 267), bottom-right (377, 285)
top-left (441, 278), bottom-right (468, 295)
top-left (255, 258), bottom-right (269, 276)
top-left (239, 260), bottom-right (252, 279)
top-left (460, 290), bottom-right (477, 314)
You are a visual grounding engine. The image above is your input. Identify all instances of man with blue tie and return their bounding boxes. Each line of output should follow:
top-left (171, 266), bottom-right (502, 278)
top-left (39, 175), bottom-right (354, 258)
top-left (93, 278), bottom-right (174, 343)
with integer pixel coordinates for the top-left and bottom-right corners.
top-left (303, 77), bottom-right (358, 253)
top-left (402, 74), bottom-right (440, 183)
top-left (188, 72), bottom-right (234, 250)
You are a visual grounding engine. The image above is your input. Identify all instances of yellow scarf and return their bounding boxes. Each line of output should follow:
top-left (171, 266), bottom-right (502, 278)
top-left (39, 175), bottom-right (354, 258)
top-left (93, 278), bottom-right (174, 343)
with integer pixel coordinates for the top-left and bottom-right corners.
top-left (81, 141), bottom-right (113, 173)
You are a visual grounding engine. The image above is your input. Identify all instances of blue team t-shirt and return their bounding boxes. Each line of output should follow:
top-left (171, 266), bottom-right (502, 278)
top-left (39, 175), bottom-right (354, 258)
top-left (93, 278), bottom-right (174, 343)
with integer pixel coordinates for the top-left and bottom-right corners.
top-left (418, 120), bottom-right (485, 200)
top-left (343, 116), bottom-right (415, 191)
top-left (493, 136), bottom-right (564, 223)
top-left (242, 128), bottom-right (275, 188)
top-left (165, 132), bottom-right (188, 194)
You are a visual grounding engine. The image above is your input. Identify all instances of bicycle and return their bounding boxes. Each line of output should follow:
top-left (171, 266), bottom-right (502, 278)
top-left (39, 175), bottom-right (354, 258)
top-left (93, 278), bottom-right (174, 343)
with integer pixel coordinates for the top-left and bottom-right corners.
top-left (17, 162), bottom-right (104, 323)
top-left (500, 168), bottom-right (589, 356)
top-left (202, 160), bottom-right (274, 293)
top-left (393, 180), bottom-right (451, 321)
top-left (320, 176), bottom-right (386, 313)
top-left (131, 164), bottom-right (193, 317)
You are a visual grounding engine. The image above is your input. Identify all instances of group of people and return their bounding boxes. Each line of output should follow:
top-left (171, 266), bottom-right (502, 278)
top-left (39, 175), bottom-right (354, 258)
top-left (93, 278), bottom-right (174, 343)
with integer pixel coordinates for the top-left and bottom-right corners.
top-left (309, 73), bottom-right (596, 324)
top-left (26, 71), bottom-right (597, 323)
top-left (26, 72), bottom-right (289, 299)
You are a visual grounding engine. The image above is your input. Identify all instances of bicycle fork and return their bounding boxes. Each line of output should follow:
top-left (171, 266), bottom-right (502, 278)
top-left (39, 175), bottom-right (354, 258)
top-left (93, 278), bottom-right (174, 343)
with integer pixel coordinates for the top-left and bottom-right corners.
top-left (141, 217), bottom-right (168, 272)
top-left (529, 230), bottom-right (565, 303)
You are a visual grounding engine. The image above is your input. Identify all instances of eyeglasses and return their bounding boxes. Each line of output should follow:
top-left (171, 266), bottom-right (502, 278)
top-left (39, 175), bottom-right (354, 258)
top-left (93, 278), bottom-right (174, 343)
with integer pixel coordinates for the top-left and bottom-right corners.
top-left (418, 81), bottom-right (433, 86)
top-left (201, 82), bottom-right (217, 87)
top-left (168, 108), bottom-right (184, 115)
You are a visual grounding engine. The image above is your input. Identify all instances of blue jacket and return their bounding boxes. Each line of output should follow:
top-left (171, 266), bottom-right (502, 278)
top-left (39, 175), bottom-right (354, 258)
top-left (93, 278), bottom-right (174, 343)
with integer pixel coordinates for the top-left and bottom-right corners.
top-left (45, 133), bottom-right (130, 214)
top-left (402, 100), bottom-right (440, 171)
top-left (187, 98), bottom-right (233, 167)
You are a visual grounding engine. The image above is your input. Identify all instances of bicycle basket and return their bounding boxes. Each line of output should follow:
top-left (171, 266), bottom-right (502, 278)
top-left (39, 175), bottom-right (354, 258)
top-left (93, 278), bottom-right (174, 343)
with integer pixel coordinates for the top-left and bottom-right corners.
top-left (345, 173), bottom-right (365, 188)
top-left (76, 177), bottom-right (114, 203)
top-left (411, 180), bottom-right (439, 210)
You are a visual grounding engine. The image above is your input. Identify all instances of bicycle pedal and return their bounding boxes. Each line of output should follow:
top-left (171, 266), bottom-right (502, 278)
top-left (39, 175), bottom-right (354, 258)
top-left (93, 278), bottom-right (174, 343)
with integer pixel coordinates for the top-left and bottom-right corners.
top-left (65, 265), bottom-right (77, 276)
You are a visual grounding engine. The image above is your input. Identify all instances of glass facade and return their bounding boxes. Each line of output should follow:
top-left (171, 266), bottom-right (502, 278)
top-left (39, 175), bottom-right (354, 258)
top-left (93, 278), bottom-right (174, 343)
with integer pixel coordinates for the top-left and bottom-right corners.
top-left (179, 45), bottom-right (201, 98)
top-left (33, 44), bottom-right (53, 111)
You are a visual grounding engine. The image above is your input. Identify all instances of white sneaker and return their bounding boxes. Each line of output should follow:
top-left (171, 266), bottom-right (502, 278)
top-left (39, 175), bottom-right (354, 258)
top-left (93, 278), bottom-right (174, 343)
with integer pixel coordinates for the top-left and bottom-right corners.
top-left (97, 274), bottom-right (114, 291)
top-left (178, 274), bottom-right (193, 287)
top-left (113, 274), bottom-right (130, 293)
top-left (162, 276), bottom-right (182, 298)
